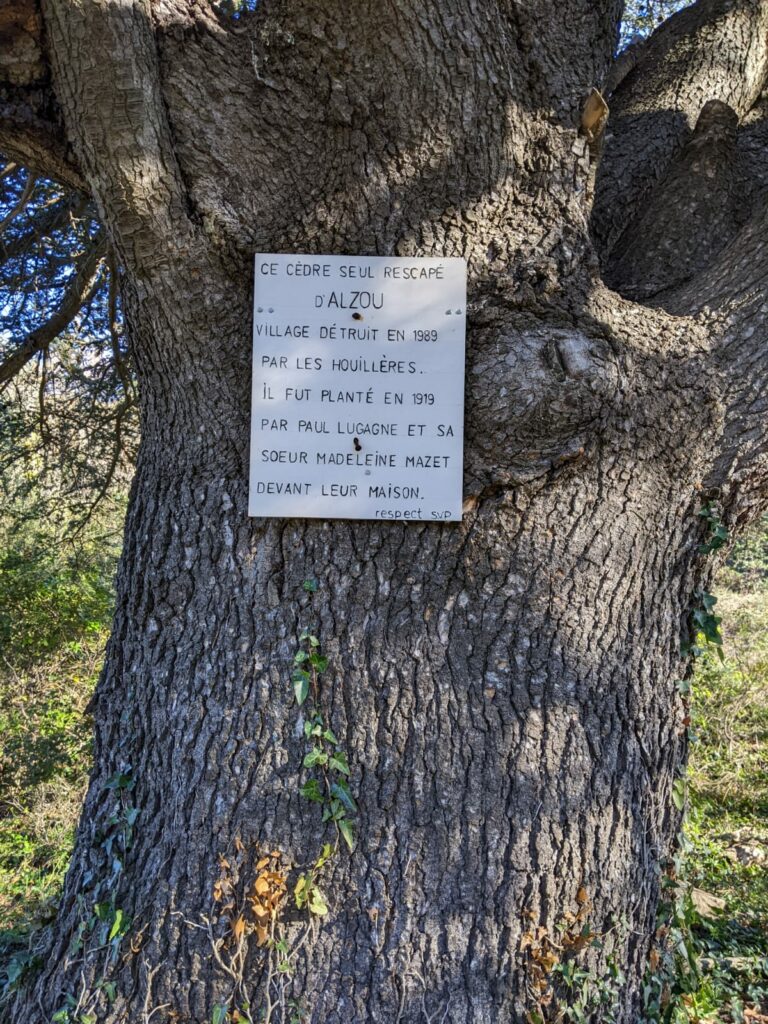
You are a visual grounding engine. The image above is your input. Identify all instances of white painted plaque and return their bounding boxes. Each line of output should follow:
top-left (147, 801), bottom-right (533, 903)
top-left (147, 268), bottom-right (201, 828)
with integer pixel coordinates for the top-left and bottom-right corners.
top-left (249, 254), bottom-right (466, 522)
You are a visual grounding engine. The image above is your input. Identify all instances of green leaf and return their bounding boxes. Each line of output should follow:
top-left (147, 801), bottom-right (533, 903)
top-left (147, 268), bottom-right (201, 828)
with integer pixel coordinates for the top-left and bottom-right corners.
top-left (302, 579), bottom-right (319, 592)
top-left (100, 981), bottom-right (117, 1003)
top-left (315, 843), bottom-right (334, 870)
top-left (300, 779), bottom-right (324, 802)
top-left (294, 650), bottom-right (308, 665)
top-left (293, 670), bottom-right (309, 706)
top-left (104, 769), bottom-right (133, 790)
top-left (303, 748), bottom-right (328, 768)
top-left (339, 817), bottom-right (356, 851)
top-left (308, 887), bottom-right (329, 916)
top-left (93, 901), bottom-right (112, 921)
top-left (310, 654), bottom-right (328, 673)
top-left (700, 591), bottom-right (717, 613)
top-left (329, 751), bottom-right (350, 776)
top-left (322, 728), bottom-right (339, 746)
top-left (211, 1006), bottom-right (229, 1024)
top-left (294, 874), bottom-right (309, 908)
top-left (331, 779), bottom-right (357, 813)
top-left (672, 777), bottom-right (687, 811)
top-left (108, 907), bottom-right (129, 941)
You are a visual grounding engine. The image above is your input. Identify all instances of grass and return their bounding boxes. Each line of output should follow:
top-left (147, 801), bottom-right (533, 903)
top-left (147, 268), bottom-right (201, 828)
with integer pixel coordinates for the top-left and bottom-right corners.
top-left (676, 520), bottom-right (768, 1024)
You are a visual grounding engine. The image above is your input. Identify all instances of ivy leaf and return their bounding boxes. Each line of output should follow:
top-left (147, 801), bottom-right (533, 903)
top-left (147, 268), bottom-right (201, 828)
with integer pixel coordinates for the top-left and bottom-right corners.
top-left (292, 670), bottom-right (310, 706)
top-left (100, 981), bottom-right (117, 1003)
top-left (315, 843), bottom-right (334, 870)
top-left (339, 817), bottom-right (356, 851)
top-left (329, 751), bottom-right (350, 776)
top-left (294, 874), bottom-right (309, 909)
top-left (302, 579), bottom-right (319, 593)
top-left (93, 902), bottom-right (111, 922)
top-left (300, 779), bottom-right (324, 802)
top-left (331, 779), bottom-right (357, 813)
top-left (303, 748), bottom-right (328, 768)
top-left (672, 777), bottom-right (687, 811)
top-left (104, 769), bottom-right (133, 790)
top-left (109, 907), bottom-right (129, 941)
top-left (309, 888), bottom-right (329, 916)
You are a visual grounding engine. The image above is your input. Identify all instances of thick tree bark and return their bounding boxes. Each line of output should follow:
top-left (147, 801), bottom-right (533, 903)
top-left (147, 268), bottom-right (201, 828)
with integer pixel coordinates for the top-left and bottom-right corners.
top-left (3, 0), bottom-right (768, 1022)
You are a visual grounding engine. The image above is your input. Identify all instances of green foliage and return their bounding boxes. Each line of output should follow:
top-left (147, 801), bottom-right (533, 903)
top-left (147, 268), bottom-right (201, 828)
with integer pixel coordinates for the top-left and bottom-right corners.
top-left (0, 534), bottom-right (115, 664)
top-left (698, 503), bottom-right (729, 557)
top-left (0, 633), bottom-right (103, 959)
top-left (0, 508), bottom-right (121, 1008)
top-left (691, 593), bottom-right (768, 820)
top-left (718, 514), bottom-right (768, 594)
top-left (642, 815), bottom-right (768, 1024)
top-left (642, 513), bottom-right (768, 1023)
top-left (683, 505), bottom-right (729, 662)
top-left (551, 955), bottom-right (626, 1024)
top-left (294, 847), bottom-right (333, 918)
top-left (293, 601), bottom-right (357, 855)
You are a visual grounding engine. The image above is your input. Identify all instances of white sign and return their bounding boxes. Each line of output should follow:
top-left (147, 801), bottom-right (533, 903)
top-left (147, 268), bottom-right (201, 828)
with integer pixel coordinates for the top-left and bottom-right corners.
top-left (249, 254), bottom-right (466, 522)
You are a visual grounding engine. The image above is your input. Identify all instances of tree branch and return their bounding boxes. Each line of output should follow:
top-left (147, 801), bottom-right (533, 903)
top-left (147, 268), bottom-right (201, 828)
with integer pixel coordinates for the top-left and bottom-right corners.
top-left (0, 168), bottom-right (34, 232)
top-left (587, 1), bottom-right (768, 517)
top-left (640, 182), bottom-right (768, 518)
top-left (0, 0), bottom-right (85, 189)
top-left (71, 393), bottom-right (135, 537)
top-left (0, 231), bottom-right (106, 387)
top-left (603, 98), bottom-right (740, 299)
top-left (43, 0), bottom-right (201, 277)
top-left (0, 191), bottom-right (85, 261)
top-left (593, 0), bottom-right (768, 262)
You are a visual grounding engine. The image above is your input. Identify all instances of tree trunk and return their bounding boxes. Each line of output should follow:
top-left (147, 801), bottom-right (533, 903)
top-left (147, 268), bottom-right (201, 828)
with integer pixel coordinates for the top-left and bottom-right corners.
top-left (4, 0), bottom-right (768, 1021)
